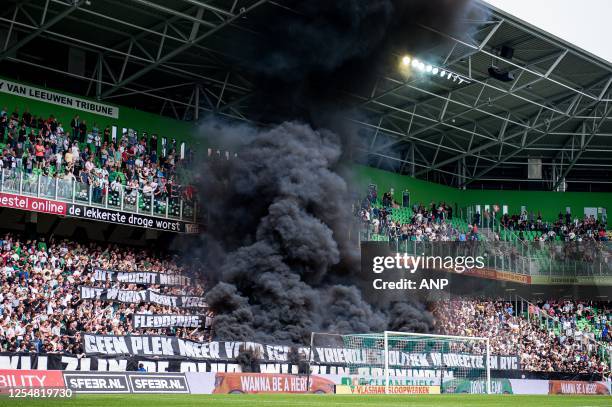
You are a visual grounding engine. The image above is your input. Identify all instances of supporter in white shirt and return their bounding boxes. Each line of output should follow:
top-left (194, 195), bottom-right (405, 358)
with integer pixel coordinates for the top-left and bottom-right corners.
top-left (142, 183), bottom-right (153, 196)
top-left (111, 179), bottom-right (122, 192)
top-left (71, 144), bottom-right (80, 162)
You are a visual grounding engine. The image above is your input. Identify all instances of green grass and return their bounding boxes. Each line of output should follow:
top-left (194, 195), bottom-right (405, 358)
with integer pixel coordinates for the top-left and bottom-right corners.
top-left (0, 394), bottom-right (611, 407)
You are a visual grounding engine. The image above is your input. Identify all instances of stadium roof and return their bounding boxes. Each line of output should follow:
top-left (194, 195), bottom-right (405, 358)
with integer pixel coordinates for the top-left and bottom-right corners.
top-left (351, 2), bottom-right (612, 191)
top-left (0, 0), bottom-right (611, 191)
top-left (0, 0), bottom-right (267, 121)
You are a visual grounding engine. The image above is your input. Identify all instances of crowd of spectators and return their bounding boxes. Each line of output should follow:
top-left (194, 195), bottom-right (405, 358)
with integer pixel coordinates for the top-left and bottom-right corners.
top-left (533, 299), bottom-right (610, 342)
top-left (0, 105), bottom-right (195, 207)
top-left (496, 210), bottom-right (608, 242)
top-left (358, 190), bottom-right (479, 242)
top-left (434, 299), bottom-right (610, 374)
top-left (0, 233), bottom-right (211, 355)
top-left (358, 186), bottom-right (609, 244)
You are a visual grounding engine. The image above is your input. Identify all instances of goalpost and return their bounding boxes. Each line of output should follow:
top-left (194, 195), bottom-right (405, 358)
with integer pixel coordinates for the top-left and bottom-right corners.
top-left (309, 331), bottom-right (491, 395)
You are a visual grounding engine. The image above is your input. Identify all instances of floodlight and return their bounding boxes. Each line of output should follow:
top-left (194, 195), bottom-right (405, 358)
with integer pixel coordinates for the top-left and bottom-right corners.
top-left (432, 67), bottom-right (439, 75)
top-left (401, 56), bottom-right (411, 66)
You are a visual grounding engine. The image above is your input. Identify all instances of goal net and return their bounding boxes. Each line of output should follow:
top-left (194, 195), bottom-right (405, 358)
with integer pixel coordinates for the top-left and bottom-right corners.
top-left (309, 331), bottom-right (491, 395)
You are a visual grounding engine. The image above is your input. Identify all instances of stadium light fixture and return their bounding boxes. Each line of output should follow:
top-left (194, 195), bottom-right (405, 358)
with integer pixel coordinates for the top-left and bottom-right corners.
top-left (399, 55), bottom-right (470, 85)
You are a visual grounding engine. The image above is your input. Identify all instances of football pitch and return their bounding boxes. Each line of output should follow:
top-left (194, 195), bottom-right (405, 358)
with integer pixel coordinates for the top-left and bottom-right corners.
top-left (0, 394), bottom-right (611, 407)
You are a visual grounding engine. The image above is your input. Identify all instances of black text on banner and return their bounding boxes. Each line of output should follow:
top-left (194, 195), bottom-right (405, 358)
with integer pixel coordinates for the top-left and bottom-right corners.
top-left (0, 79), bottom-right (119, 118)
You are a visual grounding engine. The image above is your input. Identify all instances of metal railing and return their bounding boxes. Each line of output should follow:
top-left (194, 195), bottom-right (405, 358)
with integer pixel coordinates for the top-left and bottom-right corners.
top-left (359, 233), bottom-right (612, 278)
top-left (0, 168), bottom-right (197, 222)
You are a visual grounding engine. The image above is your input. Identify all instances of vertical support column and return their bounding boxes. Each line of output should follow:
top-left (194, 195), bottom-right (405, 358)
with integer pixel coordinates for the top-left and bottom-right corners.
top-left (96, 54), bottom-right (103, 100)
top-left (461, 157), bottom-right (467, 190)
top-left (194, 85), bottom-right (200, 120)
top-left (409, 143), bottom-right (415, 177)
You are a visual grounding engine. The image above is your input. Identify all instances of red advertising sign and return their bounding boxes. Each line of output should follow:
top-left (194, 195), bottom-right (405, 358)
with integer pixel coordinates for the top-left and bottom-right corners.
top-left (0, 369), bottom-right (65, 389)
top-left (212, 373), bottom-right (335, 394)
top-left (0, 192), bottom-right (67, 215)
top-left (549, 380), bottom-right (610, 395)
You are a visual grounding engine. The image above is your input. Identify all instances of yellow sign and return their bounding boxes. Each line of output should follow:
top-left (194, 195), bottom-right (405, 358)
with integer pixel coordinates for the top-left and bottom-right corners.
top-left (335, 385), bottom-right (440, 395)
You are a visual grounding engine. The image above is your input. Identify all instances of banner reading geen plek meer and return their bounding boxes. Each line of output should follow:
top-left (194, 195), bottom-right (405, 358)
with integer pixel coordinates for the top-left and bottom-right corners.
top-left (79, 287), bottom-right (207, 308)
top-left (81, 334), bottom-right (520, 370)
top-left (92, 269), bottom-right (192, 286)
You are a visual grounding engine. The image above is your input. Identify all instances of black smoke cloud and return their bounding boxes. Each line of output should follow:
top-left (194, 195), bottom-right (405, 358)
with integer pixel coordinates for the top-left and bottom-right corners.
top-left (197, 120), bottom-right (431, 344)
top-left (252, 0), bottom-right (478, 80)
top-left (192, 0), bottom-right (479, 344)
top-left (198, 121), bottom-right (383, 343)
top-left (242, 0), bottom-right (484, 122)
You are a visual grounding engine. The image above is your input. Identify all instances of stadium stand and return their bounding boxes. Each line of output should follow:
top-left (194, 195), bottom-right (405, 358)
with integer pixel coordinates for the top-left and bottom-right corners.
top-left (0, 233), bottom-right (212, 354)
top-left (355, 182), bottom-right (611, 376)
top-left (358, 185), bottom-right (609, 244)
top-left (534, 300), bottom-right (611, 341)
top-left (0, 105), bottom-right (197, 219)
top-left (0, 0), bottom-right (610, 401)
top-left (1, 225), bottom-right (608, 377)
top-left (434, 299), bottom-right (610, 374)
top-left (496, 210), bottom-right (609, 242)
top-left (358, 192), bottom-right (480, 242)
